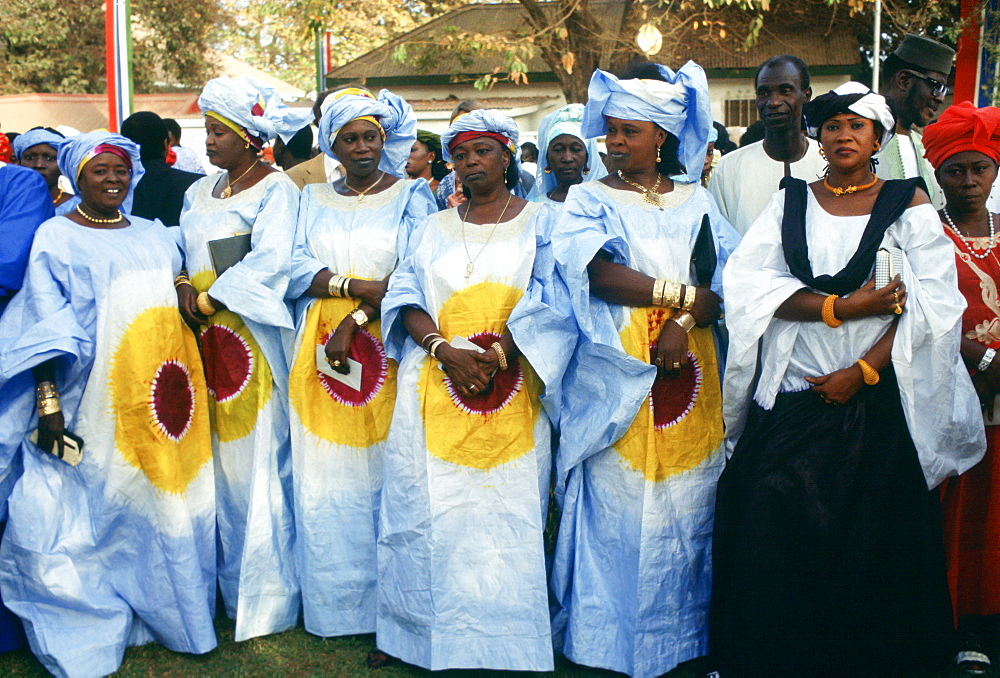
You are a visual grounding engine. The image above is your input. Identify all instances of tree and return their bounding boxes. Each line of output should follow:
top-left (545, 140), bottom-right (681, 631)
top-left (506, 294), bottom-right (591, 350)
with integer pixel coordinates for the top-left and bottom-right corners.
top-left (217, 0), bottom-right (455, 91)
top-left (384, 0), bottom-right (880, 103)
top-left (0, 0), bottom-right (223, 95)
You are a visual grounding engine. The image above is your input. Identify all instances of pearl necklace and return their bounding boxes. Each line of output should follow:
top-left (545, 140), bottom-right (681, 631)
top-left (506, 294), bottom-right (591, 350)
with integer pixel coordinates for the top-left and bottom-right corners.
top-left (942, 207), bottom-right (997, 260)
top-left (75, 205), bottom-right (123, 224)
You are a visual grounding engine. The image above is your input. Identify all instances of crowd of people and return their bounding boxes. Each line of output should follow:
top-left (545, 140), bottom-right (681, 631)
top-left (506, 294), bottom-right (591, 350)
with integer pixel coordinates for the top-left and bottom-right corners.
top-left (0, 31), bottom-right (997, 678)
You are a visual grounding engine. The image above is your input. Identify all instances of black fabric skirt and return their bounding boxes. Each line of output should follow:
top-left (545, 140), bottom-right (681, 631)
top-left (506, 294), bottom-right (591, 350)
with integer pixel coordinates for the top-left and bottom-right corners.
top-left (710, 369), bottom-right (953, 677)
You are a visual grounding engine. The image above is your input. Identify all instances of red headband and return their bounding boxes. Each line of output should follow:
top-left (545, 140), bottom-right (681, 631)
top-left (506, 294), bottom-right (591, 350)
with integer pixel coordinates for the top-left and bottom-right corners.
top-left (448, 131), bottom-right (515, 155)
top-left (923, 101), bottom-right (1000, 169)
top-left (92, 144), bottom-right (133, 170)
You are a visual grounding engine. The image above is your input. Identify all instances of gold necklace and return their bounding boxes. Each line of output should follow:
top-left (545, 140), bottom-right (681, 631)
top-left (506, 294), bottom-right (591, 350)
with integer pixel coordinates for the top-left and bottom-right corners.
top-left (53, 188), bottom-right (64, 205)
top-left (76, 204), bottom-right (123, 224)
top-left (823, 173), bottom-right (878, 196)
top-left (617, 170), bottom-right (663, 209)
top-left (461, 192), bottom-right (513, 279)
top-left (343, 171), bottom-right (384, 203)
top-left (222, 162), bottom-right (258, 199)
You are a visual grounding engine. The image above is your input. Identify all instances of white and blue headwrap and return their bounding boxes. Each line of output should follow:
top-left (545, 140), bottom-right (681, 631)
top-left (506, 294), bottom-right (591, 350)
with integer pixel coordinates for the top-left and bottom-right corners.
top-left (12, 128), bottom-right (68, 160)
top-left (441, 109), bottom-right (519, 162)
top-left (317, 88), bottom-right (417, 178)
top-left (581, 61), bottom-right (712, 184)
top-left (528, 103), bottom-right (608, 199)
top-left (198, 75), bottom-right (312, 147)
top-left (57, 131), bottom-right (144, 214)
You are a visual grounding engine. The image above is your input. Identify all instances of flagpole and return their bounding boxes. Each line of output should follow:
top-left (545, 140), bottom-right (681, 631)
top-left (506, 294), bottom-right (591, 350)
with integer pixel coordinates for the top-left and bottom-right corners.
top-left (872, 0), bottom-right (882, 92)
top-left (105, 0), bottom-right (133, 131)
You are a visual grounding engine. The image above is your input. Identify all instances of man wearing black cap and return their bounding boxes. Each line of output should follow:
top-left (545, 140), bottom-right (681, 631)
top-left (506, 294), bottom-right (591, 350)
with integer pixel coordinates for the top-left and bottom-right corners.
top-left (121, 111), bottom-right (201, 226)
top-left (878, 34), bottom-right (955, 206)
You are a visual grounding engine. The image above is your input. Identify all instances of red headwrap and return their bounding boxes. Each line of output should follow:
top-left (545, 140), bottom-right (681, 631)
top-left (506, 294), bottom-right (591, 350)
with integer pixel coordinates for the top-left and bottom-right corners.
top-left (0, 134), bottom-right (10, 163)
top-left (447, 131), bottom-right (516, 155)
top-left (923, 101), bottom-right (1000, 169)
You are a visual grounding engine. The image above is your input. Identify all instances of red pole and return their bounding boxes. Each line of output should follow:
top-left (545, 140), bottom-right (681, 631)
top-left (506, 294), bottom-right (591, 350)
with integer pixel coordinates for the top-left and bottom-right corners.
top-left (105, 0), bottom-right (118, 131)
top-left (954, 0), bottom-right (982, 104)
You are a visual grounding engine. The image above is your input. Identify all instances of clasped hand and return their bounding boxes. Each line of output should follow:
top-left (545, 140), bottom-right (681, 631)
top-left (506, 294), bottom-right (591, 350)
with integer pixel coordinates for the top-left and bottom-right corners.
top-left (438, 344), bottom-right (499, 397)
top-left (839, 276), bottom-right (907, 318)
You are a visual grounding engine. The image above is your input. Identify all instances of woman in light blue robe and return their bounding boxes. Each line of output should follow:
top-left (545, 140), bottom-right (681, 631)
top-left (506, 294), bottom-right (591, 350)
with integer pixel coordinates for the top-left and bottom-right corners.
top-left (286, 87), bottom-right (435, 638)
top-left (550, 63), bottom-right (740, 677)
top-left (0, 132), bottom-right (217, 677)
top-left (176, 76), bottom-right (310, 641)
top-left (527, 103), bottom-right (606, 204)
top-left (376, 110), bottom-right (574, 671)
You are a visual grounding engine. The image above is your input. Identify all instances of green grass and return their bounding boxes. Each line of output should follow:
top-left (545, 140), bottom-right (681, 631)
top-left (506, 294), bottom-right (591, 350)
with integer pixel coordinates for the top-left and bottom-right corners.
top-left (0, 616), bottom-right (993, 677)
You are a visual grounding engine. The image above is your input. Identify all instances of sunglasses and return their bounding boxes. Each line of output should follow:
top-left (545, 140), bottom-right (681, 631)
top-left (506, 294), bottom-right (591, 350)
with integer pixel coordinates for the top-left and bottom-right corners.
top-left (902, 69), bottom-right (949, 97)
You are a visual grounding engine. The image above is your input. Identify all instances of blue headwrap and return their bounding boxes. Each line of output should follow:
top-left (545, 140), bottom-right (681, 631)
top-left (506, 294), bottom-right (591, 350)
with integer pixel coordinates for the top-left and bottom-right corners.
top-left (581, 61), bottom-right (712, 184)
top-left (528, 103), bottom-right (608, 200)
top-left (57, 131), bottom-right (144, 214)
top-left (12, 128), bottom-right (67, 160)
top-left (441, 109), bottom-right (519, 162)
top-left (198, 75), bottom-right (312, 146)
top-left (318, 88), bottom-right (417, 178)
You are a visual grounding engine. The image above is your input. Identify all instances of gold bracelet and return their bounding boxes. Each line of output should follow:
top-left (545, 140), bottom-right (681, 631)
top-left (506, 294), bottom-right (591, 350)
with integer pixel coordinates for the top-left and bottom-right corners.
top-left (339, 276), bottom-right (352, 298)
top-left (427, 337), bottom-right (447, 359)
top-left (491, 341), bottom-right (508, 371)
top-left (196, 292), bottom-right (217, 316)
top-left (672, 311), bottom-right (696, 332)
top-left (664, 281), bottom-right (683, 308)
top-left (821, 294), bottom-right (842, 328)
top-left (36, 381), bottom-right (58, 399)
top-left (327, 274), bottom-right (342, 297)
top-left (349, 307), bottom-right (369, 328)
top-left (421, 332), bottom-right (443, 351)
top-left (682, 285), bottom-right (696, 311)
top-left (36, 396), bottom-right (61, 417)
top-left (651, 279), bottom-right (665, 307)
top-left (856, 359), bottom-right (880, 385)
top-left (173, 274), bottom-right (192, 289)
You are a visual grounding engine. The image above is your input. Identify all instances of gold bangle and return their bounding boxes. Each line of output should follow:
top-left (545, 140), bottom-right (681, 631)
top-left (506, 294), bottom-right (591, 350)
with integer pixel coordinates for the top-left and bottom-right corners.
top-left (821, 294), bottom-right (842, 328)
top-left (173, 274), bottom-right (191, 289)
top-left (672, 311), bottom-right (696, 332)
top-left (341, 276), bottom-right (352, 298)
top-left (664, 281), bottom-right (683, 308)
top-left (36, 381), bottom-right (58, 399)
top-left (349, 307), bottom-right (369, 328)
top-left (36, 397), bottom-right (61, 417)
top-left (491, 341), bottom-right (508, 371)
top-left (421, 332), bottom-right (444, 351)
top-left (651, 279), bottom-right (666, 307)
top-left (196, 292), bottom-right (217, 316)
top-left (856, 359), bottom-right (880, 385)
top-left (427, 337), bottom-right (447, 359)
top-left (682, 285), bottom-right (696, 311)
top-left (327, 274), bottom-right (343, 297)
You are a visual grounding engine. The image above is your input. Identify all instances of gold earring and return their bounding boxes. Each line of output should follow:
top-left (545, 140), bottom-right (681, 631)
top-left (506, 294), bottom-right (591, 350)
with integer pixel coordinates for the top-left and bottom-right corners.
top-left (244, 140), bottom-right (251, 149)
top-left (819, 147), bottom-right (827, 159)
top-left (656, 148), bottom-right (661, 163)
top-left (873, 141), bottom-right (881, 152)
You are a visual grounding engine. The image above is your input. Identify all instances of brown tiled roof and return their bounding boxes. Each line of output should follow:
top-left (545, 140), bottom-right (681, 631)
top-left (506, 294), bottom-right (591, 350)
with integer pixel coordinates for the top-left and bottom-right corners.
top-left (327, 0), bottom-right (861, 84)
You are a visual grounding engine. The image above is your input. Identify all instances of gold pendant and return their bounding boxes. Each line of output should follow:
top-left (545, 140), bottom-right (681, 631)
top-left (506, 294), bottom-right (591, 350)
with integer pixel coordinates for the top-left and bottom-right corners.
top-left (221, 186), bottom-right (232, 199)
top-left (357, 194), bottom-right (365, 203)
top-left (644, 190), bottom-right (663, 208)
top-left (466, 262), bottom-right (474, 278)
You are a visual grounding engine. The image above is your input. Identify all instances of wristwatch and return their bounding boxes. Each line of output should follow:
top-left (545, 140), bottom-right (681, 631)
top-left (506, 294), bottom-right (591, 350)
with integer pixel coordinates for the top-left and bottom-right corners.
top-left (349, 308), bottom-right (369, 328)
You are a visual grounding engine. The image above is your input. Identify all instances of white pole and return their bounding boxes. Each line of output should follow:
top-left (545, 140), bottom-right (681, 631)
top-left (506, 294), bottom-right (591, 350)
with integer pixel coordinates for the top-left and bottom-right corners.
top-left (873, 0), bottom-right (882, 91)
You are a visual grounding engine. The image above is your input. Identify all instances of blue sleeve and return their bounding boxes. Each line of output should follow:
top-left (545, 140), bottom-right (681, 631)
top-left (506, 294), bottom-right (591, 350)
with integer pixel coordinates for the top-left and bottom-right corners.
top-left (0, 167), bottom-right (55, 298)
top-left (287, 184), bottom-right (327, 300)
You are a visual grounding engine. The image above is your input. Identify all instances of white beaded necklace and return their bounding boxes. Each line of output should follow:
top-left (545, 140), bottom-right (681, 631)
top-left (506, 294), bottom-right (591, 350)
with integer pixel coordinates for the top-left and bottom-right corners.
top-left (942, 207), bottom-right (997, 260)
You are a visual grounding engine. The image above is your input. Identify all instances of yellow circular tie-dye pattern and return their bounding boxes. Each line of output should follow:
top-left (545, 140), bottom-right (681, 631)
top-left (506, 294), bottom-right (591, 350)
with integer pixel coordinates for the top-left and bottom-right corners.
top-left (418, 281), bottom-right (542, 470)
top-left (613, 306), bottom-right (724, 483)
top-left (289, 296), bottom-right (397, 448)
top-left (110, 306), bottom-right (213, 494)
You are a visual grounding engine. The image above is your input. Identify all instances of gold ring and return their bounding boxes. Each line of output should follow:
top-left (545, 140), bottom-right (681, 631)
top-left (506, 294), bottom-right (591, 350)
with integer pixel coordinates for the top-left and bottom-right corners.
top-left (327, 358), bottom-right (341, 368)
top-left (894, 303), bottom-right (902, 315)
top-left (892, 291), bottom-right (899, 302)
top-left (469, 385), bottom-right (478, 393)
top-left (672, 362), bottom-right (681, 370)
top-left (655, 358), bottom-right (663, 366)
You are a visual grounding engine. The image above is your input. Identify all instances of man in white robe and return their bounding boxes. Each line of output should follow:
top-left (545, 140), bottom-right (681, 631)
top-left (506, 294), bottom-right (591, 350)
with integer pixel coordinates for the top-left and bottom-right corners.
top-left (876, 34), bottom-right (954, 207)
top-left (708, 55), bottom-right (827, 236)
